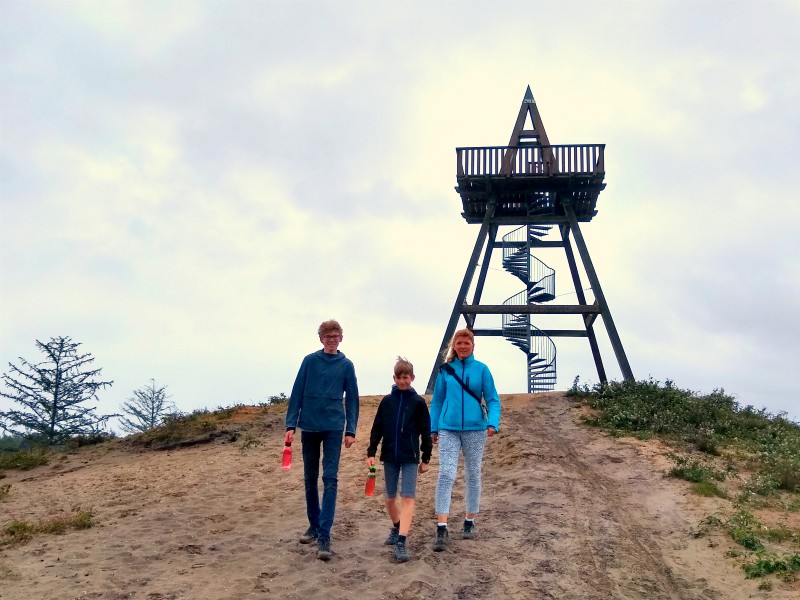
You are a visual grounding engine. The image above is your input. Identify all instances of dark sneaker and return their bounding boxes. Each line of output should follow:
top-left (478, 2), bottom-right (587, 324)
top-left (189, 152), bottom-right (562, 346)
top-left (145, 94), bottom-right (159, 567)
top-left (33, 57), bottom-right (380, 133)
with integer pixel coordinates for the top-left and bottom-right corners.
top-left (299, 527), bottom-right (318, 544)
top-left (432, 526), bottom-right (448, 552)
top-left (463, 520), bottom-right (475, 539)
top-left (316, 538), bottom-right (332, 561)
top-left (394, 541), bottom-right (409, 563)
top-left (384, 527), bottom-right (400, 546)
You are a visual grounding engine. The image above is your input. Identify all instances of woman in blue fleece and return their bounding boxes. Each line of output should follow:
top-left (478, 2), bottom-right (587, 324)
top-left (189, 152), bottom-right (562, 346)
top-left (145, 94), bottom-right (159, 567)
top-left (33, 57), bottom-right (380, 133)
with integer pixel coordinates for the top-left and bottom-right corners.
top-left (429, 328), bottom-right (500, 552)
top-left (285, 319), bottom-right (359, 561)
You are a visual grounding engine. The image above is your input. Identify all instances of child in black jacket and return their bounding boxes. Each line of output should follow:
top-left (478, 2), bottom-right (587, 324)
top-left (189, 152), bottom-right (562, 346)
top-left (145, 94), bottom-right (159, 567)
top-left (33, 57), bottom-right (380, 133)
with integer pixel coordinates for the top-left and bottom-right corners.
top-left (366, 356), bottom-right (432, 563)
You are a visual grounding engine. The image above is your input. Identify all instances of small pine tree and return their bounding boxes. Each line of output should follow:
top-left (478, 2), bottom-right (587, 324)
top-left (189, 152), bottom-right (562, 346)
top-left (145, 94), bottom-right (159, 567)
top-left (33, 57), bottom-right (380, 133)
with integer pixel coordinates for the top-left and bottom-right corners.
top-left (0, 336), bottom-right (115, 444)
top-left (119, 379), bottom-right (175, 434)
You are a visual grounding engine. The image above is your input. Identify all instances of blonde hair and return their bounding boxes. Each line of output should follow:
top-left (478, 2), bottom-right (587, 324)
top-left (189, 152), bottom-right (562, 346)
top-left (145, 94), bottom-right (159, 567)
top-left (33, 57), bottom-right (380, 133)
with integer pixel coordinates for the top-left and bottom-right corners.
top-left (442, 328), bottom-right (475, 363)
top-left (394, 356), bottom-right (414, 377)
top-left (318, 319), bottom-right (343, 337)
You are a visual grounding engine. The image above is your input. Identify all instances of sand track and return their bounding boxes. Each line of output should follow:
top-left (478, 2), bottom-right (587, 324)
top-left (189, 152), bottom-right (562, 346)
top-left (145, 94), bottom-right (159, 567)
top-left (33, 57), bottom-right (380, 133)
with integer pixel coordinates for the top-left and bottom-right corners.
top-left (1, 393), bottom-right (797, 599)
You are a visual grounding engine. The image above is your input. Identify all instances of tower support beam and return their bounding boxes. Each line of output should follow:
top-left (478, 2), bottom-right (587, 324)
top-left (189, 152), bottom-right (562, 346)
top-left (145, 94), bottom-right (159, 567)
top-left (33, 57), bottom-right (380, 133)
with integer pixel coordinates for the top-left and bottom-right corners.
top-left (426, 200), bottom-right (497, 393)
top-left (563, 200), bottom-right (634, 381)
top-left (560, 224), bottom-right (607, 383)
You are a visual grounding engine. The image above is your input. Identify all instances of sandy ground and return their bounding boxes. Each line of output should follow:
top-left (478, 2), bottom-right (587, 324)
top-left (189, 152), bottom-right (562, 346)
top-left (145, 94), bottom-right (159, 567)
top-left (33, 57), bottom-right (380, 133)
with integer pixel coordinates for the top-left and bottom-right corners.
top-left (1, 392), bottom-right (798, 600)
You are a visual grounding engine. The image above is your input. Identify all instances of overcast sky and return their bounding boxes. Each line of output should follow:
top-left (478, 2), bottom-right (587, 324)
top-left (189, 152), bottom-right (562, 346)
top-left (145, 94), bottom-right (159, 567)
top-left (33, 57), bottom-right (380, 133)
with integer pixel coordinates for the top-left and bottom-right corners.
top-left (2, 0), bottom-right (799, 431)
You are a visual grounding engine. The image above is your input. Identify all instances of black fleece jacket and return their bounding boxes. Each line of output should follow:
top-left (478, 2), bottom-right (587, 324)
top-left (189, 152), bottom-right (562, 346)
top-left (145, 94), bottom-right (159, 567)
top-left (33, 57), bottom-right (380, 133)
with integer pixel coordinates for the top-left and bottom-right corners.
top-left (367, 385), bottom-right (432, 464)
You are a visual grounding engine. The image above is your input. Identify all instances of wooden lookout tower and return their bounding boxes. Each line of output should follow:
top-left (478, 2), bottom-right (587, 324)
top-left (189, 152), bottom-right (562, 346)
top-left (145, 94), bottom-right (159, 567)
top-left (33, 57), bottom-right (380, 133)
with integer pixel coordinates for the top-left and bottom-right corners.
top-left (425, 86), bottom-right (634, 393)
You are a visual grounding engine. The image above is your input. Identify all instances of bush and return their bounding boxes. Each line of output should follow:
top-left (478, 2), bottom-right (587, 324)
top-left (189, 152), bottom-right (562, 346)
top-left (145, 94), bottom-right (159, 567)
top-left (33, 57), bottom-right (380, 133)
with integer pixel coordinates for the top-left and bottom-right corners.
top-left (582, 378), bottom-right (800, 490)
top-left (65, 432), bottom-right (116, 450)
top-left (668, 454), bottom-right (726, 483)
top-left (0, 447), bottom-right (49, 471)
top-left (743, 553), bottom-right (800, 579)
top-left (1, 508), bottom-right (94, 547)
top-left (261, 393), bottom-right (288, 406)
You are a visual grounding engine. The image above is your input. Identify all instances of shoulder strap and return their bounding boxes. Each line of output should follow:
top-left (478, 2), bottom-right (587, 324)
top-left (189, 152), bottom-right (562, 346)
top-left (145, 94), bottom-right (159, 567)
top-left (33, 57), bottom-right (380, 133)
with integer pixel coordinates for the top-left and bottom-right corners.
top-left (440, 363), bottom-right (483, 405)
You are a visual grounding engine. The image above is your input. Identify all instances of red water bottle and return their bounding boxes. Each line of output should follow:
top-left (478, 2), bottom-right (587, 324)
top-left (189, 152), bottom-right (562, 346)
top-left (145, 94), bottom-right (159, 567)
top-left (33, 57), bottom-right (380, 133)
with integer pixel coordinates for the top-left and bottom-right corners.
top-left (282, 441), bottom-right (292, 470)
top-left (365, 465), bottom-right (377, 496)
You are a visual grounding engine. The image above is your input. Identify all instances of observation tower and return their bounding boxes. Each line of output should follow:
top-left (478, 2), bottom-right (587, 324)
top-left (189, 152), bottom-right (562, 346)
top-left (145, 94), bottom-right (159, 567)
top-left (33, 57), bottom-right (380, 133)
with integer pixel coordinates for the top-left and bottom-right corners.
top-left (426, 86), bottom-right (634, 393)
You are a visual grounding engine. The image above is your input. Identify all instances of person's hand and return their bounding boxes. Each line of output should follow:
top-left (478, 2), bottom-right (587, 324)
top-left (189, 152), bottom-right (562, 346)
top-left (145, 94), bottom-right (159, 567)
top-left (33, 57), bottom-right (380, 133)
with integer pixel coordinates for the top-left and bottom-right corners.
top-left (366, 456), bottom-right (376, 468)
top-left (344, 435), bottom-right (355, 448)
top-left (431, 433), bottom-right (438, 445)
top-left (418, 462), bottom-right (430, 474)
top-left (285, 430), bottom-right (294, 444)
top-left (487, 427), bottom-right (496, 438)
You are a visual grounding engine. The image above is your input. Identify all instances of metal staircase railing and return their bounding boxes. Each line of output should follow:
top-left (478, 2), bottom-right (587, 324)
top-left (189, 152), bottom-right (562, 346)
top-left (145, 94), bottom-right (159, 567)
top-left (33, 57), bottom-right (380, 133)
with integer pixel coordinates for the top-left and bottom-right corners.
top-left (501, 226), bottom-right (557, 393)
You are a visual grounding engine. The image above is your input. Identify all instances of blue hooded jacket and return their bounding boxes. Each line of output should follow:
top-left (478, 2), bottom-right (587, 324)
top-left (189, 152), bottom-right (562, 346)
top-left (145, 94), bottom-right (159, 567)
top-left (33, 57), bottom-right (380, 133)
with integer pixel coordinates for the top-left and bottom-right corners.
top-left (285, 350), bottom-right (359, 436)
top-left (430, 354), bottom-right (500, 433)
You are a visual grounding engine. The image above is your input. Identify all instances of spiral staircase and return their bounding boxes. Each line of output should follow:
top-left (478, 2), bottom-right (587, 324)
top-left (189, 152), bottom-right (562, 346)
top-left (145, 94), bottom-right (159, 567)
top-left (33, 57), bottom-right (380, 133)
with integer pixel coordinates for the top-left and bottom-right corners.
top-left (501, 224), bottom-right (557, 392)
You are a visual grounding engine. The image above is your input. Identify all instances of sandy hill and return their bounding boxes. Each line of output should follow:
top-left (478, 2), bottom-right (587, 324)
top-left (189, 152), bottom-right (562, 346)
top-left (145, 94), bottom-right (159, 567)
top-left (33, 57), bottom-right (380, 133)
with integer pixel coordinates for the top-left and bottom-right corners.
top-left (1, 393), bottom-right (797, 600)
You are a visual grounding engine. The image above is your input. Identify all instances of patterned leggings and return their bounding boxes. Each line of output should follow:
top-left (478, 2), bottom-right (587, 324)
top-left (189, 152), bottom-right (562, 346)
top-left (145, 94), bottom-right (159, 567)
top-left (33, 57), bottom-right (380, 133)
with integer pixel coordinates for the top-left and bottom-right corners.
top-left (435, 429), bottom-right (487, 515)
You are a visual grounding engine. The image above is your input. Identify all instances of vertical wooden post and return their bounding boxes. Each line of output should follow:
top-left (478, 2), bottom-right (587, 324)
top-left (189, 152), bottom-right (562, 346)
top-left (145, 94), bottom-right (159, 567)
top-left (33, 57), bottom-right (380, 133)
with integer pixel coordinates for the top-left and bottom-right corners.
top-left (563, 201), bottom-right (634, 381)
top-left (466, 224), bottom-right (498, 328)
top-left (426, 200), bottom-right (497, 393)
top-left (560, 224), bottom-right (607, 383)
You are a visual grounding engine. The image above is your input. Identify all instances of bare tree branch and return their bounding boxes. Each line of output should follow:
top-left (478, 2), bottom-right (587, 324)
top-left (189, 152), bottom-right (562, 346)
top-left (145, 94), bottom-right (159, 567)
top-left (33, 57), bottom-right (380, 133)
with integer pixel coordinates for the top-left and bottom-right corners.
top-left (119, 379), bottom-right (175, 434)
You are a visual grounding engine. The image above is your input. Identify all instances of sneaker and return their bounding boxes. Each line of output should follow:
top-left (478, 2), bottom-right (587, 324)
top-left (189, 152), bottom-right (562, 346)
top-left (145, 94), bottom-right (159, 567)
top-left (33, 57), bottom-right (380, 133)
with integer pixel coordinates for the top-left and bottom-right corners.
top-left (384, 527), bottom-right (400, 546)
top-left (316, 538), bottom-right (332, 561)
top-left (432, 526), bottom-right (448, 552)
top-left (299, 527), bottom-right (318, 544)
top-left (463, 519), bottom-right (476, 539)
top-left (394, 541), bottom-right (409, 563)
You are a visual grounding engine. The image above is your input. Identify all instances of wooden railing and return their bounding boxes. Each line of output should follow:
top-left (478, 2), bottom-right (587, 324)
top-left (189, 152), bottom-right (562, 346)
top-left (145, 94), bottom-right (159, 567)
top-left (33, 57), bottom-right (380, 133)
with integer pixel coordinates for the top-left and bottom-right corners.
top-left (456, 144), bottom-right (605, 177)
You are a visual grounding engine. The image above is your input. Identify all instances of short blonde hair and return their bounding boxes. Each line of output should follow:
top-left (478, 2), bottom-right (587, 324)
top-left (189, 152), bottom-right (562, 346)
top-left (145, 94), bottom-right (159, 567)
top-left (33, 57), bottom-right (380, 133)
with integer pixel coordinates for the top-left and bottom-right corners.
top-left (442, 328), bottom-right (475, 363)
top-left (318, 319), bottom-right (343, 337)
top-left (394, 356), bottom-right (414, 377)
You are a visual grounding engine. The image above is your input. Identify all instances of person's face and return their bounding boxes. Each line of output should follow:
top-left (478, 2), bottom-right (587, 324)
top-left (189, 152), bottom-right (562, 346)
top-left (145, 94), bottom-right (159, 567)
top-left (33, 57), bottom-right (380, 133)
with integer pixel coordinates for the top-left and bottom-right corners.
top-left (454, 336), bottom-right (474, 360)
top-left (393, 372), bottom-right (415, 391)
top-left (320, 331), bottom-right (342, 354)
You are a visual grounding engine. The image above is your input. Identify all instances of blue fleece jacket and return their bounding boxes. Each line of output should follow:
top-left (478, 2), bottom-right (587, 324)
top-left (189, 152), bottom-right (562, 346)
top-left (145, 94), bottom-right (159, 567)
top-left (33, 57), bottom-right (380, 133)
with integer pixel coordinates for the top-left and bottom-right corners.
top-left (429, 354), bottom-right (500, 433)
top-left (285, 350), bottom-right (359, 436)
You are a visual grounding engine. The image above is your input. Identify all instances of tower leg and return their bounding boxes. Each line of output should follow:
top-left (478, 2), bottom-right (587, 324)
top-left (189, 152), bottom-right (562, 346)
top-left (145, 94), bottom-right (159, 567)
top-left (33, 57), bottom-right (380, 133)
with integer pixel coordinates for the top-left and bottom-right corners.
top-left (563, 202), bottom-right (634, 381)
top-left (426, 201), bottom-right (497, 393)
top-left (560, 225), bottom-right (607, 383)
top-left (466, 224), bottom-right (498, 329)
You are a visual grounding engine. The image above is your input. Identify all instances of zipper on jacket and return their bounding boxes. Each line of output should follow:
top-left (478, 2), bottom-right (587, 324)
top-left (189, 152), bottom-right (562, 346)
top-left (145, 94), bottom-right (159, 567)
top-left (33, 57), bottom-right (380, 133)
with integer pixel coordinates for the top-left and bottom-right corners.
top-left (461, 361), bottom-right (466, 429)
top-left (394, 392), bottom-right (404, 463)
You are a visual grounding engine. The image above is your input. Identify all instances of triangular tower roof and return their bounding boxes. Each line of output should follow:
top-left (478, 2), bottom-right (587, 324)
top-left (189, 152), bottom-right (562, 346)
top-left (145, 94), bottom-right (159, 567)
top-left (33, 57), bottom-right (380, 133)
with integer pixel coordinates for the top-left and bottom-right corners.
top-left (501, 85), bottom-right (553, 175)
top-left (507, 85), bottom-right (552, 148)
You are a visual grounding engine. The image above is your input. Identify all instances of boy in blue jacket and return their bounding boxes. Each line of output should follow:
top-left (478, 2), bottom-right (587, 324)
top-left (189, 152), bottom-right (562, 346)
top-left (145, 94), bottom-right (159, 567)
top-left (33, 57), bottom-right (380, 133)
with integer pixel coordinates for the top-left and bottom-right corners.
top-left (285, 319), bottom-right (359, 561)
top-left (366, 357), bottom-right (432, 563)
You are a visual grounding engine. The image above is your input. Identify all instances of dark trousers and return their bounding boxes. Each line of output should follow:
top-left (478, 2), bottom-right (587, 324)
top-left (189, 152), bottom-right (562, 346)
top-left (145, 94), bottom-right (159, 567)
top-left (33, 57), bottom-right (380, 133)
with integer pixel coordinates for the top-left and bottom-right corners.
top-left (301, 430), bottom-right (343, 541)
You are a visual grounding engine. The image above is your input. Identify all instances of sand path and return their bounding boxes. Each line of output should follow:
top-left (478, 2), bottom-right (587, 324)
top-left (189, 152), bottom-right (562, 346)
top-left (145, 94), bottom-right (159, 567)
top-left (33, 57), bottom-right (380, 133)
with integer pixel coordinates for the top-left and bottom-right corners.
top-left (1, 392), bottom-right (797, 599)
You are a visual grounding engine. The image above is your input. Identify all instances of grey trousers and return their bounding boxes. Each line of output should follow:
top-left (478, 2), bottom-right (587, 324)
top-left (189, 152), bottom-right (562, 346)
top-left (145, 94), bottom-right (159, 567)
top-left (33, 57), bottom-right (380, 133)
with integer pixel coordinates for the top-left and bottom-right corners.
top-left (435, 429), bottom-right (487, 515)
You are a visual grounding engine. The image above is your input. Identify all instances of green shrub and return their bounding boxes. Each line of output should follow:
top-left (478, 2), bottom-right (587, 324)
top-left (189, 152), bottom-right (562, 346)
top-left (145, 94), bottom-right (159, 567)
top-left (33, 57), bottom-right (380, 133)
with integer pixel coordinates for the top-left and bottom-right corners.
top-left (727, 509), bottom-right (765, 551)
top-left (772, 460), bottom-right (800, 492)
top-left (1, 508), bottom-right (94, 547)
top-left (668, 454), bottom-right (726, 483)
top-left (567, 376), bottom-right (591, 396)
top-left (692, 481), bottom-right (727, 498)
top-left (65, 432), bottom-right (116, 449)
top-left (0, 447), bottom-right (49, 471)
top-left (259, 393), bottom-right (288, 406)
top-left (137, 409), bottom-right (220, 447)
top-left (743, 553), bottom-right (800, 578)
top-left (579, 378), bottom-right (800, 505)
top-left (739, 474), bottom-right (780, 500)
